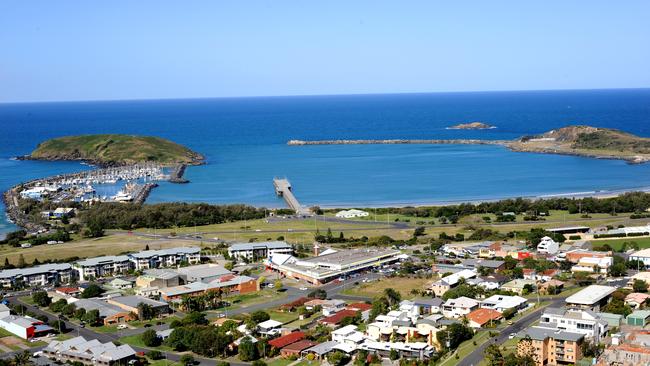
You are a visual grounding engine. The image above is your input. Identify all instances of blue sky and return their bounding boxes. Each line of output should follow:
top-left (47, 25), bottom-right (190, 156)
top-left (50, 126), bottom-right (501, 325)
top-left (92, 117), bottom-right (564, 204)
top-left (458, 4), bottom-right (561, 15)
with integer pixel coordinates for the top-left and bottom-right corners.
top-left (1, 1), bottom-right (649, 102)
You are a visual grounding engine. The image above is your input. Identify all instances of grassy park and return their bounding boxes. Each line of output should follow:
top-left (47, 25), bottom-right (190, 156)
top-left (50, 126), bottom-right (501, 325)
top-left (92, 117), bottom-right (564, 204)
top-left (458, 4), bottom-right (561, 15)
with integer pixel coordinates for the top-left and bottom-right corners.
top-left (340, 277), bottom-right (432, 298)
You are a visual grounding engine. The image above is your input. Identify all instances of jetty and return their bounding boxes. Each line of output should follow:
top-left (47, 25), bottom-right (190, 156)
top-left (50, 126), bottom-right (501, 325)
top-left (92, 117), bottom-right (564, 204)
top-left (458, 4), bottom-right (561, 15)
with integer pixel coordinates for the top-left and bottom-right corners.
top-left (169, 164), bottom-right (189, 183)
top-left (273, 178), bottom-right (312, 216)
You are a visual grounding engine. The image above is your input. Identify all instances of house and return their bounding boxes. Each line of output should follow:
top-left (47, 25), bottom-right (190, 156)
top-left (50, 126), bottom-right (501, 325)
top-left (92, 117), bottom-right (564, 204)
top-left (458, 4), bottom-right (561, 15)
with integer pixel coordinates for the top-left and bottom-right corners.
top-left (331, 324), bottom-right (365, 346)
top-left (524, 269), bottom-right (559, 282)
top-left (302, 341), bottom-right (339, 359)
top-left (625, 293), bottom-right (650, 309)
top-left (319, 309), bottom-right (360, 327)
top-left (258, 319), bottom-right (284, 336)
top-left (537, 236), bottom-right (559, 255)
top-left (43, 336), bottom-right (136, 366)
top-left (429, 269), bottom-right (476, 297)
top-left (441, 297), bottom-right (479, 318)
top-left (107, 296), bottom-right (169, 317)
top-left (517, 326), bottom-right (584, 366)
top-left (461, 259), bottom-right (506, 272)
top-left (71, 298), bottom-right (137, 325)
top-left (466, 308), bottom-right (503, 328)
top-left (480, 295), bottom-right (527, 313)
top-left (412, 298), bottom-right (443, 314)
top-left (538, 279), bottom-right (565, 295)
top-left (565, 285), bottom-right (616, 311)
top-left (346, 303), bottom-right (373, 320)
top-left (335, 209), bottom-right (369, 219)
top-left (228, 241), bottom-right (293, 261)
top-left (281, 340), bottom-right (318, 358)
top-left (136, 286), bottom-right (161, 298)
top-left (0, 263), bottom-right (73, 288)
top-left (626, 310), bottom-right (650, 327)
top-left (0, 313), bottom-right (53, 339)
top-left (629, 248), bottom-right (650, 269)
top-left (596, 331), bottom-right (650, 366)
top-left (108, 278), bottom-right (134, 290)
top-left (55, 286), bottom-right (81, 297)
top-left (268, 331), bottom-right (306, 349)
top-left (156, 329), bottom-right (173, 341)
top-left (571, 256), bottom-right (612, 274)
top-left (540, 307), bottom-right (609, 343)
top-left (53, 207), bottom-right (75, 218)
top-left (361, 340), bottom-right (435, 360)
top-left (322, 299), bottom-right (347, 316)
top-left (501, 279), bottom-right (536, 295)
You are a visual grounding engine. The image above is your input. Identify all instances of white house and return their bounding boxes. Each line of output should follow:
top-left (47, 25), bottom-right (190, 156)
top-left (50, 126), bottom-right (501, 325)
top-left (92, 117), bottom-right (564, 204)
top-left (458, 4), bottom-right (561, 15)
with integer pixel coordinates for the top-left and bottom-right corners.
top-left (480, 295), bottom-right (528, 313)
top-left (442, 297), bottom-right (479, 318)
top-left (257, 319), bottom-right (283, 336)
top-left (228, 241), bottom-right (293, 261)
top-left (537, 236), bottom-right (559, 255)
top-left (335, 209), bottom-right (369, 219)
top-left (540, 307), bottom-right (609, 343)
top-left (571, 256), bottom-right (612, 274)
top-left (629, 248), bottom-right (650, 269)
top-left (332, 324), bottom-right (366, 346)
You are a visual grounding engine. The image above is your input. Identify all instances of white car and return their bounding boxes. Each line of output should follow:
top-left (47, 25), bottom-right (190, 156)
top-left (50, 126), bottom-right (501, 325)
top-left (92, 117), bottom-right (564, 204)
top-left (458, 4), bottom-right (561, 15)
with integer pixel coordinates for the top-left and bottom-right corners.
top-left (117, 324), bottom-right (128, 330)
top-left (299, 287), bottom-right (308, 291)
top-left (508, 333), bottom-right (517, 339)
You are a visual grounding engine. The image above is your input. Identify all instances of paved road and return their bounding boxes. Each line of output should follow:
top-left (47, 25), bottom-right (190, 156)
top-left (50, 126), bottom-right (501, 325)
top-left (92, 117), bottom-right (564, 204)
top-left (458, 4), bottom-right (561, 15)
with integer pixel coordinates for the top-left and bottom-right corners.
top-left (457, 296), bottom-right (567, 366)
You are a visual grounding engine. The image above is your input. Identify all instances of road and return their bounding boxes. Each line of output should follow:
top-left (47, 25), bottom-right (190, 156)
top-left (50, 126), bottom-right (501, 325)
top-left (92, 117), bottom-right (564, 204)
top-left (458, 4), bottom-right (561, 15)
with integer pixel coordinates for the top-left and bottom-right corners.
top-left (457, 295), bottom-right (567, 366)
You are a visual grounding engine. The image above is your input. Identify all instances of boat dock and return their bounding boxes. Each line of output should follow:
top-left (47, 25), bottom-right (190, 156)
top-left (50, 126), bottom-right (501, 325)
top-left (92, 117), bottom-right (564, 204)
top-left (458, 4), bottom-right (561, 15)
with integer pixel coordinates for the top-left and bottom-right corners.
top-left (273, 178), bottom-right (312, 216)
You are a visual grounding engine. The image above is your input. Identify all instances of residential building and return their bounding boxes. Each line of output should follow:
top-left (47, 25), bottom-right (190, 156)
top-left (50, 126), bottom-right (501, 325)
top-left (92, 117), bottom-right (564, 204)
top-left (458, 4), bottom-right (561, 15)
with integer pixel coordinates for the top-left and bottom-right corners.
top-left (257, 319), bottom-right (285, 337)
top-left (540, 307), bottom-right (609, 343)
top-left (332, 324), bottom-right (366, 346)
top-left (625, 293), bottom-right (650, 309)
top-left (319, 309), bottom-right (359, 327)
top-left (74, 255), bottom-right (131, 281)
top-left (629, 248), bottom-right (650, 269)
top-left (266, 248), bottom-right (402, 285)
top-left (517, 326), bottom-right (585, 366)
top-left (480, 295), bottom-right (527, 313)
top-left (108, 278), bottom-right (133, 290)
top-left (302, 341), bottom-right (339, 359)
top-left (460, 259), bottom-right (505, 272)
top-left (466, 308), bottom-right (502, 328)
top-left (128, 247), bottom-right (200, 270)
top-left (429, 269), bottom-right (476, 297)
top-left (346, 302), bottom-right (373, 320)
top-left (43, 336), bottom-right (136, 366)
top-left (501, 279), bottom-right (536, 295)
top-left (228, 241), bottom-right (293, 261)
top-left (563, 249), bottom-right (612, 264)
top-left (360, 340), bottom-right (434, 360)
top-left (281, 340), bottom-right (318, 358)
top-left (596, 330), bottom-right (650, 366)
top-left (441, 297), bottom-right (479, 318)
top-left (0, 263), bottom-right (73, 288)
top-left (537, 236), bottom-right (559, 255)
top-left (571, 256), bottom-right (612, 274)
top-left (412, 298), bottom-right (443, 314)
top-left (565, 285), bottom-right (616, 311)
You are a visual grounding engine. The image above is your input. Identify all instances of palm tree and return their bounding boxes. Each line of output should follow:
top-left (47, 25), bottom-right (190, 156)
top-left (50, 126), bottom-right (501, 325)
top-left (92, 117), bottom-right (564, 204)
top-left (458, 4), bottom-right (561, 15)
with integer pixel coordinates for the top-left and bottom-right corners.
top-left (13, 351), bottom-right (32, 366)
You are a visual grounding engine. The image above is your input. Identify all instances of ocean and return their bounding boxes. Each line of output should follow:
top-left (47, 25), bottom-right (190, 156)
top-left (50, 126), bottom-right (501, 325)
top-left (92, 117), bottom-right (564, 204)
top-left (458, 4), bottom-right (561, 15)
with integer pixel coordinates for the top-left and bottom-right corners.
top-left (1, 89), bottom-right (650, 234)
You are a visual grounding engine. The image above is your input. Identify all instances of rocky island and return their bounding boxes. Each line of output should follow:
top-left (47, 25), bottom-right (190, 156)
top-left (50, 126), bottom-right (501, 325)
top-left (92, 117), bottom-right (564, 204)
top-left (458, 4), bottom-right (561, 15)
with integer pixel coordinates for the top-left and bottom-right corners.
top-left (446, 122), bottom-right (496, 130)
top-left (24, 134), bottom-right (204, 167)
top-left (288, 125), bottom-right (650, 164)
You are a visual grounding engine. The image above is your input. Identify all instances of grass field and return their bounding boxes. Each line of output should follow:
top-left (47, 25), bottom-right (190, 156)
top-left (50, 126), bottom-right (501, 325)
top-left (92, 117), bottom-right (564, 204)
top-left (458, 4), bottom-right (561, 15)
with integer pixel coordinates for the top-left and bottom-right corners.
top-left (206, 289), bottom-right (288, 317)
top-left (119, 334), bottom-right (173, 351)
top-left (269, 310), bottom-right (299, 324)
top-left (590, 236), bottom-right (650, 251)
top-left (340, 277), bottom-right (431, 298)
top-left (439, 331), bottom-right (491, 366)
top-left (267, 359), bottom-right (294, 366)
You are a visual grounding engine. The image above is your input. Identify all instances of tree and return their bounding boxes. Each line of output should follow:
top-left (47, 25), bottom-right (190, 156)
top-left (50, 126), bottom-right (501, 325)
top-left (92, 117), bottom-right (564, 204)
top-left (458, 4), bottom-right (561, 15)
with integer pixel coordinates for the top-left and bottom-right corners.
top-left (138, 303), bottom-right (155, 320)
top-left (633, 279), bottom-right (648, 293)
top-left (327, 351), bottom-right (350, 366)
top-left (182, 312), bottom-right (208, 325)
top-left (389, 349), bottom-right (399, 361)
top-left (180, 354), bottom-right (195, 366)
top-left (238, 337), bottom-right (259, 361)
top-left (484, 344), bottom-right (504, 366)
top-left (224, 261), bottom-right (234, 270)
top-left (250, 310), bottom-right (270, 323)
top-left (413, 226), bottom-right (426, 237)
top-left (609, 255), bottom-right (628, 277)
top-left (147, 350), bottom-right (164, 360)
top-left (369, 296), bottom-right (389, 321)
top-left (17, 254), bottom-right (26, 268)
top-left (274, 279), bottom-right (283, 290)
top-left (308, 288), bottom-right (327, 299)
top-left (81, 283), bottom-right (104, 298)
top-left (383, 288), bottom-right (401, 306)
top-left (437, 323), bottom-right (474, 349)
top-left (32, 291), bottom-right (52, 307)
top-left (82, 309), bottom-right (101, 326)
top-left (251, 361), bottom-right (267, 366)
top-left (141, 329), bottom-right (161, 347)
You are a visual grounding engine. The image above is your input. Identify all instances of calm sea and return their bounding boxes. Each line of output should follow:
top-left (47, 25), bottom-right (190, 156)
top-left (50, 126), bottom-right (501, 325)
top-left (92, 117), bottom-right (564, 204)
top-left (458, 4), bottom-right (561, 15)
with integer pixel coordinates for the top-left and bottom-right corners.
top-left (1, 89), bottom-right (650, 234)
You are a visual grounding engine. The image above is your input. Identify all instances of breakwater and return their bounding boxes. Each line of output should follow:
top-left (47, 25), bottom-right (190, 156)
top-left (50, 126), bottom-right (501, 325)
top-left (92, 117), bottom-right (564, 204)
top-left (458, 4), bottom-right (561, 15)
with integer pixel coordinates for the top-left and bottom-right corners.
top-left (287, 139), bottom-right (509, 146)
top-left (169, 164), bottom-right (189, 183)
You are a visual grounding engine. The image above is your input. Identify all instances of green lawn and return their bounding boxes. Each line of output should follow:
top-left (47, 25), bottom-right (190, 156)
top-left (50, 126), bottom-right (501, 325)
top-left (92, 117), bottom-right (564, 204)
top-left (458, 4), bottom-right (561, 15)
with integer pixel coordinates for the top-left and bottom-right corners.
top-left (590, 236), bottom-right (650, 251)
top-left (147, 360), bottom-right (180, 366)
top-left (293, 360), bottom-right (320, 366)
top-left (269, 310), bottom-right (299, 324)
top-left (439, 331), bottom-right (491, 366)
top-left (268, 359), bottom-right (294, 366)
top-left (207, 289), bottom-right (288, 316)
top-left (119, 335), bottom-right (172, 351)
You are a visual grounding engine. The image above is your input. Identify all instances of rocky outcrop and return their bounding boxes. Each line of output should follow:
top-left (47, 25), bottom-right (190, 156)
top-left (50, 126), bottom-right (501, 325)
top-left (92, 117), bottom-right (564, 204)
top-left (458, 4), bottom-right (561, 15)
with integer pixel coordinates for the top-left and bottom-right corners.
top-left (446, 122), bottom-right (496, 130)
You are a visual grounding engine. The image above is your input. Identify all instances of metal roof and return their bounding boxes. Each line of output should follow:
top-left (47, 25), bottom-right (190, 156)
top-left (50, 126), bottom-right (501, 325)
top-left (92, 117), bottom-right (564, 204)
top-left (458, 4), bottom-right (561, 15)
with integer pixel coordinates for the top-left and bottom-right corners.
top-left (566, 285), bottom-right (616, 305)
top-left (229, 241), bottom-right (292, 251)
top-left (0, 263), bottom-right (71, 279)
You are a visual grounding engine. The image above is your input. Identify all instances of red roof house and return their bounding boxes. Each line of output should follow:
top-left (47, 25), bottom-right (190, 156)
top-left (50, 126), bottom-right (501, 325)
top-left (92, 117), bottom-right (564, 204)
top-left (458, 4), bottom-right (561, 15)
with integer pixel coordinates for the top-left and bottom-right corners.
top-left (268, 331), bottom-right (306, 349)
top-left (319, 309), bottom-right (359, 327)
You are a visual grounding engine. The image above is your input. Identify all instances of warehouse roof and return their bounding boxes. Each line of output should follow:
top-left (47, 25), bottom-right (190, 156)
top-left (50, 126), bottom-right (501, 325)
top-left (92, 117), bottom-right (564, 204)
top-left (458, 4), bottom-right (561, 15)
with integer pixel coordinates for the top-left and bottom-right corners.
top-left (566, 285), bottom-right (616, 305)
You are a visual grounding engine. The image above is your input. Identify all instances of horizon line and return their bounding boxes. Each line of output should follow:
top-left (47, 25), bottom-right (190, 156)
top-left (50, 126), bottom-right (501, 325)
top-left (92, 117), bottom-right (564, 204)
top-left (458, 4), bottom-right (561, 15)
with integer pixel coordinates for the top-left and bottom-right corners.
top-left (2, 86), bottom-right (649, 105)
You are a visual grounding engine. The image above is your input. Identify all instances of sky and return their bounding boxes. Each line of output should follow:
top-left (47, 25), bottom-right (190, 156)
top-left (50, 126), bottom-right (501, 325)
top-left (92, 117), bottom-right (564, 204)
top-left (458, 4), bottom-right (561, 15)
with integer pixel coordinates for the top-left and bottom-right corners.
top-left (1, 1), bottom-right (649, 103)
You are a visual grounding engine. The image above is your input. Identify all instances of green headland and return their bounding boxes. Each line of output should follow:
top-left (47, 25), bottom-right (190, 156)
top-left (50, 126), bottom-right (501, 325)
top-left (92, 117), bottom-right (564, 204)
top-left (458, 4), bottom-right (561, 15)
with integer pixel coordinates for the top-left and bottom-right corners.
top-left (26, 134), bottom-right (204, 166)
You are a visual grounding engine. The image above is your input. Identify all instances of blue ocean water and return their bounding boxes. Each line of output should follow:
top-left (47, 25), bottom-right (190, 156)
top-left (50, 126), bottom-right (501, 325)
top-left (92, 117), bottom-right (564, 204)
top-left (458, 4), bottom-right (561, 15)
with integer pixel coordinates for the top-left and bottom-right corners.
top-left (1, 89), bottom-right (650, 233)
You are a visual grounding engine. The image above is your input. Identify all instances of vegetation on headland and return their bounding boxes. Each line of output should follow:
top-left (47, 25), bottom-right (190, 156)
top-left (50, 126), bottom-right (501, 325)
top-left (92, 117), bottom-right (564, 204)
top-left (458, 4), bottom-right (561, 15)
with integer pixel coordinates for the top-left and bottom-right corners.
top-left (289, 125), bottom-right (650, 163)
top-left (26, 134), bottom-right (204, 166)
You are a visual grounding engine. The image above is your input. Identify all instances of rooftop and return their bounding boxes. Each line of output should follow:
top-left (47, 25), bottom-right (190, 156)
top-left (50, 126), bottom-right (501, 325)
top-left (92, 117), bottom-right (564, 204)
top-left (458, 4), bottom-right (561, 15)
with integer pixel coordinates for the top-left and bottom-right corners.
top-left (566, 285), bottom-right (616, 305)
top-left (0, 263), bottom-right (71, 279)
top-left (519, 326), bottom-right (585, 342)
top-left (176, 264), bottom-right (231, 281)
top-left (75, 255), bottom-right (129, 267)
top-left (282, 340), bottom-right (318, 352)
top-left (229, 241), bottom-right (292, 251)
top-left (467, 308), bottom-right (503, 326)
top-left (268, 331), bottom-right (305, 348)
top-left (109, 295), bottom-right (168, 309)
top-left (129, 246), bottom-right (200, 259)
top-left (321, 309), bottom-right (359, 325)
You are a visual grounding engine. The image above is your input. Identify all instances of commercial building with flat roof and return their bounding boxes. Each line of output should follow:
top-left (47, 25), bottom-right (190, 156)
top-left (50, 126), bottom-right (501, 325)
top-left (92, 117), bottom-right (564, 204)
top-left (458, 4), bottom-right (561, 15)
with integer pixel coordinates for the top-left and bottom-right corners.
top-left (0, 263), bottom-right (73, 288)
top-left (228, 241), bottom-right (293, 261)
top-left (71, 299), bottom-right (136, 325)
top-left (266, 248), bottom-right (402, 285)
top-left (160, 274), bottom-right (257, 301)
top-left (565, 285), bottom-right (616, 311)
top-left (176, 263), bottom-right (231, 283)
top-left (107, 296), bottom-right (169, 317)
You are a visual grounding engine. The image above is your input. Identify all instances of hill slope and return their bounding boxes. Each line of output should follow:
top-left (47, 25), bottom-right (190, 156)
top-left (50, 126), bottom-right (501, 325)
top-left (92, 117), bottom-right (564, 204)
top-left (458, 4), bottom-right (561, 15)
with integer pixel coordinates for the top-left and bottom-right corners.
top-left (28, 134), bottom-right (204, 166)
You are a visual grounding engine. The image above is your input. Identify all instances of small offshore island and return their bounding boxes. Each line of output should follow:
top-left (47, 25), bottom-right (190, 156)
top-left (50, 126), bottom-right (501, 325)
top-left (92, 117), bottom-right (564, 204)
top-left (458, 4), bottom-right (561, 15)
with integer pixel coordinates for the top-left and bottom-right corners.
top-left (446, 122), bottom-right (496, 129)
top-left (289, 125), bottom-right (650, 164)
